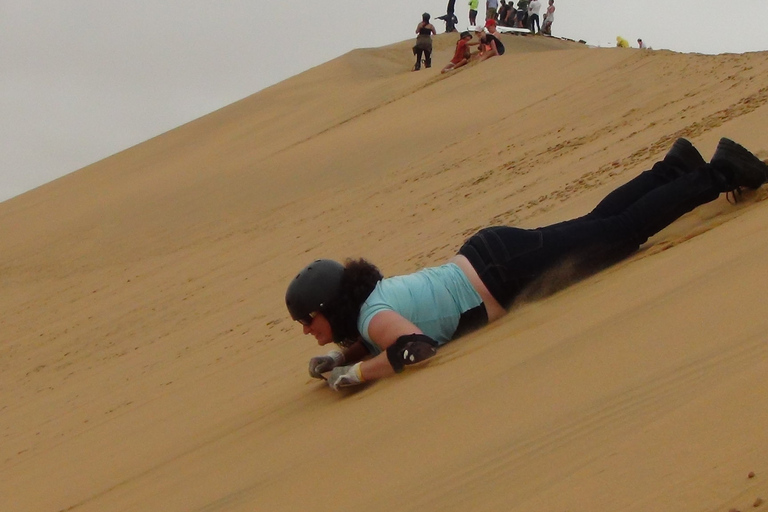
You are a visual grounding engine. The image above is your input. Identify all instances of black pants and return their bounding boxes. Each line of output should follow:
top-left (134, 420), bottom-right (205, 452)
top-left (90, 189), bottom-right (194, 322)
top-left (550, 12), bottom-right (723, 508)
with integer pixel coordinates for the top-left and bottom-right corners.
top-left (459, 161), bottom-right (724, 308)
top-left (529, 13), bottom-right (540, 33)
top-left (414, 49), bottom-right (432, 69)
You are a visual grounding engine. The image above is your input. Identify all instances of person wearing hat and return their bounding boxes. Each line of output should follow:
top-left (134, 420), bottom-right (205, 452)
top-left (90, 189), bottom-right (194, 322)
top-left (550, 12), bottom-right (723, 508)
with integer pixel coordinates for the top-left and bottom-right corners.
top-left (441, 31), bottom-right (475, 73)
top-left (476, 20), bottom-right (505, 60)
top-left (287, 139), bottom-right (768, 391)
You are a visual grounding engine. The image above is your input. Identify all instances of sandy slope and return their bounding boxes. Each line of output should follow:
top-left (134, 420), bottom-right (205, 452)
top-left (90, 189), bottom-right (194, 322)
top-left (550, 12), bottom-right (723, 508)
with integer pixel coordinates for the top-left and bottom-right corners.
top-left (2, 33), bottom-right (768, 511)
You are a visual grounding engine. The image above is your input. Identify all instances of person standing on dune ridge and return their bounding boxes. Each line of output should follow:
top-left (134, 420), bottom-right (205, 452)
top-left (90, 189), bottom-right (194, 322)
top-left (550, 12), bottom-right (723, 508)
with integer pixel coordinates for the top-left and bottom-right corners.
top-left (469, 0), bottom-right (479, 25)
top-left (528, 0), bottom-right (541, 33)
top-left (515, 0), bottom-right (529, 27)
top-left (437, 0), bottom-right (459, 32)
top-left (413, 12), bottom-right (437, 70)
top-left (486, 0), bottom-right (499, 20)
top-left (542, 0), bottom-right (555, 35)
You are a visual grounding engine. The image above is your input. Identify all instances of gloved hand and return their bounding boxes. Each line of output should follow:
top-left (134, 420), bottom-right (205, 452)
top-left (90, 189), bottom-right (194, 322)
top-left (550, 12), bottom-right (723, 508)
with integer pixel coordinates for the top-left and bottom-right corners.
top-left (308, 349), bottom-right (345, 379)
top-left (327, 363), bottom-right (365, 391)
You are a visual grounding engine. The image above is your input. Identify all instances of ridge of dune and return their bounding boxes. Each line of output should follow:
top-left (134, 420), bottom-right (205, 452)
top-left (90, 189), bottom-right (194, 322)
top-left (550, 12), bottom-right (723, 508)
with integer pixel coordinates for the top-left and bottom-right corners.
top-left (2, 34), bottom-right (768, 512)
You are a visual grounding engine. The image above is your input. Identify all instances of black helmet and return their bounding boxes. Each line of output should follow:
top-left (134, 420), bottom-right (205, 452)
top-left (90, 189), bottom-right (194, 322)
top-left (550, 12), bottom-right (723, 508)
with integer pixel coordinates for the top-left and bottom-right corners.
top-left (285, 259), bottom-right (344, 323)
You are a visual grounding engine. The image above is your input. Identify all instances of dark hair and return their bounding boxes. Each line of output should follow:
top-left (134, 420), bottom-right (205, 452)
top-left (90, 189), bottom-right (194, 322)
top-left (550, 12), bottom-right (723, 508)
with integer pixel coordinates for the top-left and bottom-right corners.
top-left (323, 258), bottom-right (383, 346)
top-left (422, 12), bottom-right (430, 22)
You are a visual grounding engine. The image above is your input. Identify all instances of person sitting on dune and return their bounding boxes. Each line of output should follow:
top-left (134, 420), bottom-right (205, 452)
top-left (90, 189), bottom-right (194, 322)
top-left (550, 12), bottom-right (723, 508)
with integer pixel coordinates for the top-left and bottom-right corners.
top-left (475, 20), bottom-right (505, 60)
top-left (286, 138), bottom-right (768, 391)
top-left (442, 31), bottom-right (475, 73)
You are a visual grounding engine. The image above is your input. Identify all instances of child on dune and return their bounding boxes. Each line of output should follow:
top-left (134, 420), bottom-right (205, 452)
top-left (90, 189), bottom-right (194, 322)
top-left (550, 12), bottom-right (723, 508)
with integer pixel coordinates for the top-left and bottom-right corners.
top-left (441, 31), bottom-right (475, 73)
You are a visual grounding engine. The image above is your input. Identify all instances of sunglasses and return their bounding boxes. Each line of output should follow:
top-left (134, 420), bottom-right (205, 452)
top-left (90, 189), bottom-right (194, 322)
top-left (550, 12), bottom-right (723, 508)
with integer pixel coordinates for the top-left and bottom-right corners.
top-left (298, 311), bottom-right (318, 326)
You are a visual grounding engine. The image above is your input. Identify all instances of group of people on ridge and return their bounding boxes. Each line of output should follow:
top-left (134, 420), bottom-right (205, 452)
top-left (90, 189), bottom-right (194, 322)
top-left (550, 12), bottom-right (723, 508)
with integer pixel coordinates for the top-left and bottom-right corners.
top-left (414, 0), bottom-right (556, 71)
top-left (495, 0), bottom-right (555, 34)
top-left (437, 0), bottom-right (556, 36)
top-left (471, 0), bottom-right (555, 35)
top-left (617, 36), bottom-right (649, 49)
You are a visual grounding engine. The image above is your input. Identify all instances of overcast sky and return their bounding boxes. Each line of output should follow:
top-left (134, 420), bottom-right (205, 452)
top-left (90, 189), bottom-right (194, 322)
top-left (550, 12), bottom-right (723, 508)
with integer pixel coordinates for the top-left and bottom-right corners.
top-left (2, 0), bottom-right (767, 202)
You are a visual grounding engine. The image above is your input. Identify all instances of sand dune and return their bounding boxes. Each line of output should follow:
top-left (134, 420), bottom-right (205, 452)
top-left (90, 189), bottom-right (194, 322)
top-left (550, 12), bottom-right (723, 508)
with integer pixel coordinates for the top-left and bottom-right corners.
top-left (2, 34), bottom-right (768, 511)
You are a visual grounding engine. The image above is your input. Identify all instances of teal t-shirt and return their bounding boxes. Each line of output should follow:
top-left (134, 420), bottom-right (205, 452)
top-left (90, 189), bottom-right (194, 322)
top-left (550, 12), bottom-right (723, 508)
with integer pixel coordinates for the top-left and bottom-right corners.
top-left (356, 263), bottom-right (483, 355)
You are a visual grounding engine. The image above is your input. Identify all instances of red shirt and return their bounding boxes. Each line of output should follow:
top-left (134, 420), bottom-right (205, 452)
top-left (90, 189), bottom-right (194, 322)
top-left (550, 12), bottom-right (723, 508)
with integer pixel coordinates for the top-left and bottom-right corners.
top-left (451, 39), bottom-right (469, 63)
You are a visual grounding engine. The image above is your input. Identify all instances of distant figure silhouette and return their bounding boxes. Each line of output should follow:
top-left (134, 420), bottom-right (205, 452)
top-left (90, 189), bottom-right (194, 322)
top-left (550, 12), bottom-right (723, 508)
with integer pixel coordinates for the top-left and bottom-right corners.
top-left (437, 0), bottom-right (459, 33)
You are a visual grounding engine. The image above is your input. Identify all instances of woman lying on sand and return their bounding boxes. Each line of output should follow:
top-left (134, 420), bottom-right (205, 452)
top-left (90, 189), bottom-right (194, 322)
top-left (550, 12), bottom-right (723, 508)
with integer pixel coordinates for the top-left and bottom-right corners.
top-left (286, 138), bottom-right (768, 391)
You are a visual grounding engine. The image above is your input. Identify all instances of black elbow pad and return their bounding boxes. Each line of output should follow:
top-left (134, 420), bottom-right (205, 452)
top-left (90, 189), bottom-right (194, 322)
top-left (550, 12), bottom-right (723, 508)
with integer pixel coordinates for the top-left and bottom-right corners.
top-left (386, 334), bottom-right (439, 373)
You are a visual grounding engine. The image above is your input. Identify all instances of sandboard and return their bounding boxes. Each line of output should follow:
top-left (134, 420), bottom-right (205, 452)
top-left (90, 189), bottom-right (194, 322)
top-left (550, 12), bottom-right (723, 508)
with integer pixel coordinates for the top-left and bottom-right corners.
top-left (496, 26), bottom-right (532, 34)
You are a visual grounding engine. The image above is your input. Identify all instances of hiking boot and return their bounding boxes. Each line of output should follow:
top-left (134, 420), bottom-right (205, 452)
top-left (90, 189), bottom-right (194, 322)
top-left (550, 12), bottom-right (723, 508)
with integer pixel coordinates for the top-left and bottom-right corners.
top-left (663, 138), bottom-right (706, 173)
top-left (710, 138), bottom-right (768, 190)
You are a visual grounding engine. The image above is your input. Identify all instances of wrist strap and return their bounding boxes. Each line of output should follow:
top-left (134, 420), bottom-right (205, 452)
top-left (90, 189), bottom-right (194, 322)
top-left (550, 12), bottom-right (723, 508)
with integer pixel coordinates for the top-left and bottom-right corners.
top-left (352, 362), bottom-right (365, 382)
